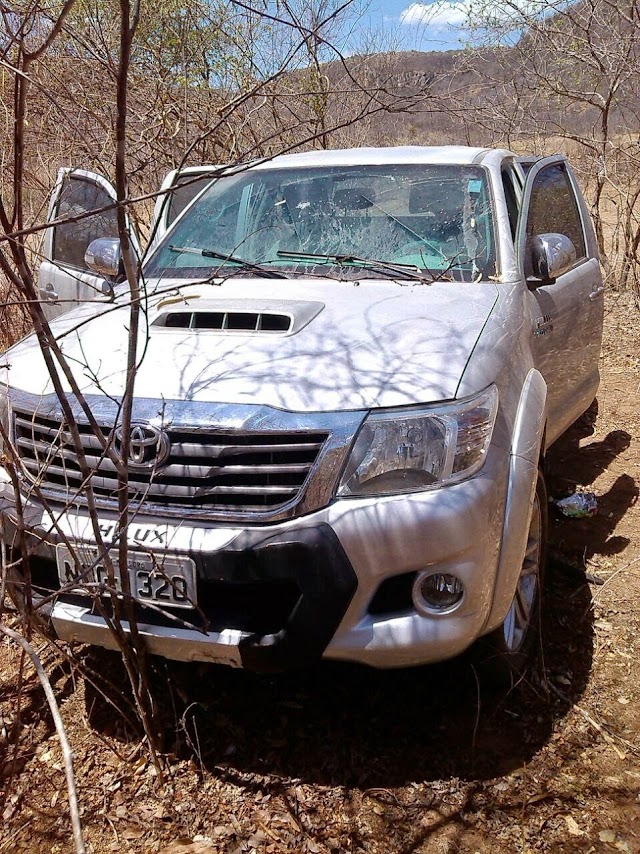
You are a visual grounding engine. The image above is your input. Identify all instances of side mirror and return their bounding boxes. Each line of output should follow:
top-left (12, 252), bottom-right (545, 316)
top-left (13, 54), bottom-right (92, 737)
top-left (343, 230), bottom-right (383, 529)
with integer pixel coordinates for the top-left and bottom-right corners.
top-left (530, 233), bottom-right (577, 284)
top-left (85, 238), bottom-right (123, 279)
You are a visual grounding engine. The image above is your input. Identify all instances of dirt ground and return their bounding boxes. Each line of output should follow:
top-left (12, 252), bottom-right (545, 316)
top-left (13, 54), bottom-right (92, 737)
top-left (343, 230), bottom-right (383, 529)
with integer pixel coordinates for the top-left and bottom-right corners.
top-left (1, 291), bottom-right (639, 854)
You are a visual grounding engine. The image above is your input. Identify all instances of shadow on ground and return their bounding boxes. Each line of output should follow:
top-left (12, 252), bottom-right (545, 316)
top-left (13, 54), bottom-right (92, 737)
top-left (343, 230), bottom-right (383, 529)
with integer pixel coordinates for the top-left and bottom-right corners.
top-left (86, 563), bottom-right (593, 790)
top-left (545, 401), bottom-right (637, 564)
top-left (84, 405), bottom-right (639, 789)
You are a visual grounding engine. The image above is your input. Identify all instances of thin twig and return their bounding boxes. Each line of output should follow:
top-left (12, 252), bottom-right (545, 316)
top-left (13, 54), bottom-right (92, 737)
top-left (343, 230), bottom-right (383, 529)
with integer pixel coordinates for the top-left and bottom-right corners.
top-left (0, 625), bottom-right (86, 854)
top-left (586, 554), bottom-right (640, 613)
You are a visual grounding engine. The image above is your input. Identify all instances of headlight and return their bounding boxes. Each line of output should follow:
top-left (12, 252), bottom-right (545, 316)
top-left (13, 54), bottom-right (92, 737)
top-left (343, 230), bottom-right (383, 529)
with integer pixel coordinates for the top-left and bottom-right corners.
top-left (337, 385), bottom-right (498, 497)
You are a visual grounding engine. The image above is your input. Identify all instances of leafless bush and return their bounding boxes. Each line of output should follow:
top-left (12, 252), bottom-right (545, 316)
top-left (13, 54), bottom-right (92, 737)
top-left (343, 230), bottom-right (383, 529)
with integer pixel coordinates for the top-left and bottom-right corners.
top-left (434, 0), bottom-right (640, 295)
top-left (0, 0), bottom-right (433, 844)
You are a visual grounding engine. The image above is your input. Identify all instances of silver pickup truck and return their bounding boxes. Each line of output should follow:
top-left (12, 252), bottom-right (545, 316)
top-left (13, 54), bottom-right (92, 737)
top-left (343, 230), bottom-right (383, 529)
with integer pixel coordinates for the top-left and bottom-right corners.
top-left (0, 146), bottom-right (604, 677)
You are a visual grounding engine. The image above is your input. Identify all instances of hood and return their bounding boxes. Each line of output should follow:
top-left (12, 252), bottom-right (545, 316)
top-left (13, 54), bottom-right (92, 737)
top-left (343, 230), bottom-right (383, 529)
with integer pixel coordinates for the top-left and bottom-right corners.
top-left (2, 277), bottom-right (498, 412)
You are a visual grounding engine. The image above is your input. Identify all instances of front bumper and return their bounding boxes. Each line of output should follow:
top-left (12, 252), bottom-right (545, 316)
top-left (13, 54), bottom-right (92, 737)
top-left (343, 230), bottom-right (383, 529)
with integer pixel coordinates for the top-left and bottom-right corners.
top-left (0, 453), bottom-right (507, 671)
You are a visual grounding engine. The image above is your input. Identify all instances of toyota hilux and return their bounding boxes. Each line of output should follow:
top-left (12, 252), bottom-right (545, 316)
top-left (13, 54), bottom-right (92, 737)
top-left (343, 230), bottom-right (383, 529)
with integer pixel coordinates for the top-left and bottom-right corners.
top-left (0, 146), bottom-right (604, 676)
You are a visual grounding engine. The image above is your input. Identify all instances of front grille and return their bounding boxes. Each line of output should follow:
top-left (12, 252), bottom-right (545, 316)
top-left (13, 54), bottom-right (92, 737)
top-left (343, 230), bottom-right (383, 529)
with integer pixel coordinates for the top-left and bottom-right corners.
top-left (13, 410), bottom-right (329, 513)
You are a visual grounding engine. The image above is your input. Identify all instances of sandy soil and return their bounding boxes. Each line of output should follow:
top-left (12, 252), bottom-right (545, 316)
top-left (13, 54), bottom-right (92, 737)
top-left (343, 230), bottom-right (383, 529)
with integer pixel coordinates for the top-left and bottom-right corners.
top-left (1, 291), bottom-right (639, 854)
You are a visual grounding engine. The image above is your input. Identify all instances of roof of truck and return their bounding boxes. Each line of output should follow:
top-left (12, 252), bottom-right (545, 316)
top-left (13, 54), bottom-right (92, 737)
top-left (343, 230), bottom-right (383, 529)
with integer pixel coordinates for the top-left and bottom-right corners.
top-left (247, 146), bottom-right (510, 171)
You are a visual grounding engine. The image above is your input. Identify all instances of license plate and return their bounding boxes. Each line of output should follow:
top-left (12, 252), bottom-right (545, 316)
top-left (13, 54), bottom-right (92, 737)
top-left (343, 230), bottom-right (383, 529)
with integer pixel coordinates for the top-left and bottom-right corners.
top-left (55, 545), bottom-right (197, 609)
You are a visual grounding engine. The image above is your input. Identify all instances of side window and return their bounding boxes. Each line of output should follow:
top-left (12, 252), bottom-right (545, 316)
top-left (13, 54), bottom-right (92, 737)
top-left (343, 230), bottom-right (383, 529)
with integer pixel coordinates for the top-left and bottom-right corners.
top-left (526, 164), bottom-right (586, 259)
top-left (52, 176), bottom-right (119, 270)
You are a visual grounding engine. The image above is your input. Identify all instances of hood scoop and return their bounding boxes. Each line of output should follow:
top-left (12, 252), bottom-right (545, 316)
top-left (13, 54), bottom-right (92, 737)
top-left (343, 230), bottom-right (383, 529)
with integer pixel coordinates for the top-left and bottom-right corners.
top-left (152, 299), bottom-right (324, 336)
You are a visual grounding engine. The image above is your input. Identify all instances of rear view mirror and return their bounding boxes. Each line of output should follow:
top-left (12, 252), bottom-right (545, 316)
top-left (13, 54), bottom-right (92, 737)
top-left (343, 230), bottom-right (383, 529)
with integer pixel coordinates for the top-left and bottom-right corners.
top-left (85, 238), bottom-right (123, 279)
top-left (530, 233), bottom-right (577, 283)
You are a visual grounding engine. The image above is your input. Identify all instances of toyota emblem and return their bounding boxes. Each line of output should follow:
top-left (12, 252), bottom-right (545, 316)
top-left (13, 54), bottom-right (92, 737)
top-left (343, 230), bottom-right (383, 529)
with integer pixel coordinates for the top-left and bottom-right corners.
top-left (115, 424), bottom-right (171, 469)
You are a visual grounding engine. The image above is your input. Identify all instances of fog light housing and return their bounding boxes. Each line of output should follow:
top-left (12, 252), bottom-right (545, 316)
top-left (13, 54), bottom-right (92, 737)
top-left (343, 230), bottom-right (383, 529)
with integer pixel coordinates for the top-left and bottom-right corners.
top-left (413, 572), bottom-right (464, 615)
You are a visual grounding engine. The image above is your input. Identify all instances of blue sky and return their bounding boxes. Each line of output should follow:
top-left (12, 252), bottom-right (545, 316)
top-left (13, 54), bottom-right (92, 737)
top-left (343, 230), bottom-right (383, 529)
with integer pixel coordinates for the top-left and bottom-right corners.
top-left (357, 0), bottom-right (476, 53)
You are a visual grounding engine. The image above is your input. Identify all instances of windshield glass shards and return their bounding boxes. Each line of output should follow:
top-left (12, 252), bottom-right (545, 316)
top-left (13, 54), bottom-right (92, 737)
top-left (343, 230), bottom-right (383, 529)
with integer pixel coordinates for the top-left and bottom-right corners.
top-left (145, 163), bottom-right (496, 283)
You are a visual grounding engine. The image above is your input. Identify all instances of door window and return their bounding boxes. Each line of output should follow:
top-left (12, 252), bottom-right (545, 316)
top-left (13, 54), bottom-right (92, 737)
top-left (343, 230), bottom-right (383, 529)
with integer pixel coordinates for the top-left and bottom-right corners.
top-left (52, 175), bottom-right (119, 270)
top-left (526, 164), bottom-right (586, 259)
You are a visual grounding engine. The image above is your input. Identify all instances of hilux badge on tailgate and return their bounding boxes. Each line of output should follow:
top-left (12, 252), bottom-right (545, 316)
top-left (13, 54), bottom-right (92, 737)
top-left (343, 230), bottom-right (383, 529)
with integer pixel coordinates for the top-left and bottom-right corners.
top-left (115, 424), bottom-right (171, 469)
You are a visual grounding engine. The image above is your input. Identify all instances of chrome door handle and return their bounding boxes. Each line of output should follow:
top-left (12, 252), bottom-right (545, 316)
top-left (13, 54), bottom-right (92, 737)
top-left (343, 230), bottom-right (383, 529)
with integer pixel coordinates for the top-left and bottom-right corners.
top-left (589, 286), bottom-right (604, 300)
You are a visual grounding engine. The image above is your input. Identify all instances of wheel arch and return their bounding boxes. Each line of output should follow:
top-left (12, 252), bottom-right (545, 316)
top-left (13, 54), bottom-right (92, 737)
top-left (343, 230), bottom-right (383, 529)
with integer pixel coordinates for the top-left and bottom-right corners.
top-left (483, 369), bottom-right (548, 634)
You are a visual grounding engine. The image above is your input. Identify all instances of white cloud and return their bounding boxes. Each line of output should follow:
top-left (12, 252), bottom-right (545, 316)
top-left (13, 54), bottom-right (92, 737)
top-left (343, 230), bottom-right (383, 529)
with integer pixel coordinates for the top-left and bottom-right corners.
top-left (399, 3), bottom-right (432, 25)
top-left (399, 1), bottom-right (472, 28)
top-left (398, 0), bottom-right (546, 33)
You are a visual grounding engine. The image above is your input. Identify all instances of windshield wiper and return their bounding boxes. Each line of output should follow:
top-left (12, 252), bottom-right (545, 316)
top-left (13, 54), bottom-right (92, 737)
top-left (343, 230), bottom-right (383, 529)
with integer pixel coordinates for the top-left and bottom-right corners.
top-left (168, 245), bottom-right (289, 279)
top-left (276, 251), bottom-right (434, 283)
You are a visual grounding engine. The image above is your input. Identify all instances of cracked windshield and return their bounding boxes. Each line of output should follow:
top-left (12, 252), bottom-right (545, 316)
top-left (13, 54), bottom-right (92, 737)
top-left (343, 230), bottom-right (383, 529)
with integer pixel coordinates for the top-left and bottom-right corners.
top-left (146, 163), bottom-right (496, 282)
